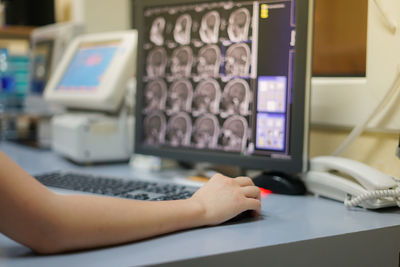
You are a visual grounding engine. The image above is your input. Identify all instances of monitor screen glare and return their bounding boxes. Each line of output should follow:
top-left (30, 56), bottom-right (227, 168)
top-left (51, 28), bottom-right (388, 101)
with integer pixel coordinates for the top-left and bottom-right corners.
top-left (56, 41), bottom-right (120, 92)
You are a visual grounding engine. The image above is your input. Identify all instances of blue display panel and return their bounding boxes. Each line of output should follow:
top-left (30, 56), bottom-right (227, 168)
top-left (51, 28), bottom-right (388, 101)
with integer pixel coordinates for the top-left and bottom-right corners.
top-left (257, 76), bottom-right (287, 113)
top-left (256, 112), bottom-right (286, 151)
top-left (56, 41), bottom-right (119, 91)
top-left (256, 76), bottom-right (288, 152)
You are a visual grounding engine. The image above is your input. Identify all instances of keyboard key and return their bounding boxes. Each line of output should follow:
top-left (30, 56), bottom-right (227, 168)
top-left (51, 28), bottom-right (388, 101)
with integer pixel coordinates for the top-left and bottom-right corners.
top-left (34, 171), bottom-right (198, 201)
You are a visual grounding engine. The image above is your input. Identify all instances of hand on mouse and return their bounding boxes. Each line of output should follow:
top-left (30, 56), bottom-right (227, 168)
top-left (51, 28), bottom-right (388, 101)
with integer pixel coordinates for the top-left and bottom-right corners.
top-left (190, 173), bottom-right (261, 226)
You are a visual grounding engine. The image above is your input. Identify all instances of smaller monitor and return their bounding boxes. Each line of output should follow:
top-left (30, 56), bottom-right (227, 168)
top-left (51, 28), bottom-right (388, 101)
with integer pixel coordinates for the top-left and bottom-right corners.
top-left (44, 31), bottom-right (137, 112)
top-left (30, 22), bottom-right (85, 95)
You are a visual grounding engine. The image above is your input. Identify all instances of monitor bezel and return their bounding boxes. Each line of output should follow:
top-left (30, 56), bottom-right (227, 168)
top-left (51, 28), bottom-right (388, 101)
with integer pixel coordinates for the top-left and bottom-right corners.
top-left (134, 0), bottom-right (313, 173)
top-left (30, 39), bottom-right (55, 93)
top-left (29, 22), bottom-right (85, 94)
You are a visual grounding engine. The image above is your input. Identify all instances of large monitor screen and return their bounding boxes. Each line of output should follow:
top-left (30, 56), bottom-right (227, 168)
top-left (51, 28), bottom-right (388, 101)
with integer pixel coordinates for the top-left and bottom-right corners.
top-left (135, 0), bottom-right (312, 173)
top-left (56, 41), bottom-right (120, 92)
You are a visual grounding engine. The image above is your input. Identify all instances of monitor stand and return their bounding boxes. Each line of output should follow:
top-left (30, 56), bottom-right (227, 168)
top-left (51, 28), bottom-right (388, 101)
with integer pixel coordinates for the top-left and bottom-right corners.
top-left (182, 162), bottom-right (217, 183)
top-left (252, 171), bottom-right (306, 195)
top-left (178, 162), bottom-right (243, 183)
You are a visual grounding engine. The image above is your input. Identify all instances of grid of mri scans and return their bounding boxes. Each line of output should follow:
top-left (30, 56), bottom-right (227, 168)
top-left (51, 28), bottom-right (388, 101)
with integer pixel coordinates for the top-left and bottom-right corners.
top-left (141, 1), bottom-right (295, 155)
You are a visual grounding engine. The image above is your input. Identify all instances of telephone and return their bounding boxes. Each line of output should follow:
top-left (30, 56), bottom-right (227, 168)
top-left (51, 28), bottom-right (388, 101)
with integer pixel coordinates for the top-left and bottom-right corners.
top-left (302, 156), bottom-right (400, 209)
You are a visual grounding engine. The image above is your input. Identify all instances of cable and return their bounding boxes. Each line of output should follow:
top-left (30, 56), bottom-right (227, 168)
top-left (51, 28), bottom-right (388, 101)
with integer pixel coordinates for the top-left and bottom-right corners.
top-left (396, 135), bottom-right (400, 159)
top-left (119, 77), bottom-right (136, 156)
top-left (119, 104), bottom-right (129, 155)
top-left (373, 0), bottom-right (398, 34)
top-left (344, 186), bottom-right (400, 208)
top-left (333, 68), bottom-right (400, 156)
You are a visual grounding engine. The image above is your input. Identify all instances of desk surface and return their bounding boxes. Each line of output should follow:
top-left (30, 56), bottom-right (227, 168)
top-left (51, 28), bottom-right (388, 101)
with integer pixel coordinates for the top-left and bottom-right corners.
top-left (1, 142), bottom-right (400, 267)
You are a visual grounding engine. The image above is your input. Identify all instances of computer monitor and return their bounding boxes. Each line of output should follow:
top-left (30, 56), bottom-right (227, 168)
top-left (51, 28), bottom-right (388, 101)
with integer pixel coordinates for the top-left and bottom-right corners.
top-left (44, 31), bottom-right (137, 112)
top-left (311, 0), bottom-right (400, 131)
top-left (29, 22), bottom-right (85, 95)
top-left (134, 0), bottom-right (313, 173)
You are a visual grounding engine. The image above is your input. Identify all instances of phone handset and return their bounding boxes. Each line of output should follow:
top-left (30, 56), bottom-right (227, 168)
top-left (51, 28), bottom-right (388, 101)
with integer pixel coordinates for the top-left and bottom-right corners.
top-left (303, 156), bottom-right (400, 209)
top-left (311, 156), bottom-right (396, 190)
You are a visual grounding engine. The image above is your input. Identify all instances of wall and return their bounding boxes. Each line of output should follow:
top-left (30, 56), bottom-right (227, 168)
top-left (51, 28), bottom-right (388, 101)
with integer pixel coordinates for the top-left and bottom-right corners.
top-left (311, 0), bottom-right (399, 177)
top-left (310, 126), bottom-right (400, 176)
top-left (55, 0), bottom-right (72, 22)
top-left (313, 0), bottom-right (367, 76)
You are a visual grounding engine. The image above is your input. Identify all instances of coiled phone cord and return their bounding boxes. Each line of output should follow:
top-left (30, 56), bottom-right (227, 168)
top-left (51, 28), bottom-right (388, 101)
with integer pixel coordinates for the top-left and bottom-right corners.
top-left (345, 186), bottom-right (400, 208)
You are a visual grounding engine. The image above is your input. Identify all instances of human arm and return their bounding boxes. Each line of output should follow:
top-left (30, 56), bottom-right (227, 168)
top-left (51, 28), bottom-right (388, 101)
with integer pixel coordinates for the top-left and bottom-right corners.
top-left (0, 151), bottom-right (260, 254)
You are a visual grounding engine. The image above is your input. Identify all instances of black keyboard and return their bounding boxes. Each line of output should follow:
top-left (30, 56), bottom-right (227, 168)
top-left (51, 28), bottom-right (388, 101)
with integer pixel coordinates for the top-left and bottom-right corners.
top-left (34, 171), bottom-right (199, 201)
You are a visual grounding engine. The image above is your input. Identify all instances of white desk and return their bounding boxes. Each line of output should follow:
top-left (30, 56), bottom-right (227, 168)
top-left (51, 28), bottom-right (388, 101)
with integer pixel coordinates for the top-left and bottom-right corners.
top-left (0, 142), bottom-right (399, 267)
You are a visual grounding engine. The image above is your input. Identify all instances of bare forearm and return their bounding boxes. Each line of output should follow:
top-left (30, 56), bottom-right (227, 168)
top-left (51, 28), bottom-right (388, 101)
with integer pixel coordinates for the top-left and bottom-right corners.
top-left (0, 151), bottom-right (260, 254)
top-left (0, 152), bottom-right (205, 254)
top-left (42, 194), bottom-right (205, 253)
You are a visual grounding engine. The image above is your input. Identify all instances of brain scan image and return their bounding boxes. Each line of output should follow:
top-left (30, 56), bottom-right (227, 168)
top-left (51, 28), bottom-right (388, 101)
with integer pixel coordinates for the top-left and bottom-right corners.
top-left (227, 8), bottom-right (251, 42)
top-left (199, 11), bottom-right (220, 44)
top-left (220, 79), bottom-right (251, 118)
top-left (167, 79), bottom-right (193, 114)
top-left (173, 14), bottom-right (192, 45)
top-left (144, 111), bottom-right (166, 145)
top-left (197, 45), bottom-right (221, 77)
top-left (192, 79), bottom-right (221, 117)
top-left (166, 112), bottom-right (192, 146)
top-left (150, 17), bottom-right (166, 46)
top-left (225, 43), bottom-right (251, 77)
top-left (220, 115), bottom-right (248, 152)
top-left (171, 46), bottom-right (193, 77)
top-left (192, 114), bottom-right (220, 149)
top-left (146, 47), bottom-right (167, 77)
top-left (144, 79), bottom-right (167, 113)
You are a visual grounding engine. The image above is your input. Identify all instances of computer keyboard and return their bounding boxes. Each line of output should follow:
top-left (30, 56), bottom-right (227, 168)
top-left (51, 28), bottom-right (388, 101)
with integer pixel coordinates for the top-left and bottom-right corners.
top-left (34, 171), bottom-right (199, 201)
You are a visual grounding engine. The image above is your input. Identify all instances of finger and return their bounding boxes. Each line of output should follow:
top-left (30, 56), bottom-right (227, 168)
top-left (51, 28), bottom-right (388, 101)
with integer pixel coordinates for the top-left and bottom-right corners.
top-left (234, 176), bottom-right (254, 187)
top-left (241, 186), bottom-right (261, 199)
top-left (245, 198), bottom-right (261, 214)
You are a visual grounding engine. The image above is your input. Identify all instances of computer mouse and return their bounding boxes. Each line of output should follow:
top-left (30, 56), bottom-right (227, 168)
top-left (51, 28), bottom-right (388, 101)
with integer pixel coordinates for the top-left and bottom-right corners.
top-left (227, 210), bottom-right (258, 223)
top-left (252, 172), bottom-right (306, 195)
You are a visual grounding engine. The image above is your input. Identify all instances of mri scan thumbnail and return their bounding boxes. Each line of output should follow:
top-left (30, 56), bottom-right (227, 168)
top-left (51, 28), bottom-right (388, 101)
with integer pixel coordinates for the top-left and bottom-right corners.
top-left (144, 79), bottom-right (167, 113)
top-left (174, 14), bottom-right (192, 45)
top-left (220, 79), bottom-right (251, 118)
top-left (220, 115), bottom-right (248, 152)
top-left (146, 47), bottom-right (167, 77)
top-left (199, 11), bottom-right (220, 44)
top-left (150, 17), bottom-right (166, 46)
top-left (227, 8), bottom-right (251, 42)
top-left (166, 112), bottom-right (192, 146)
top-left (197, 44), bottom-right (221, 77)
top-left (225, 43), bottom-right (251, 77)
top-left (192, 78), bottom-right (221, 117)
top-left (167, 79), bottom-right (193, 114)
top-left (171, 46), bottom-right (194, 77)
top-left (144, 111), bottom-right (167, 145)
top-left (192, 114), bottom-right (220, 149)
